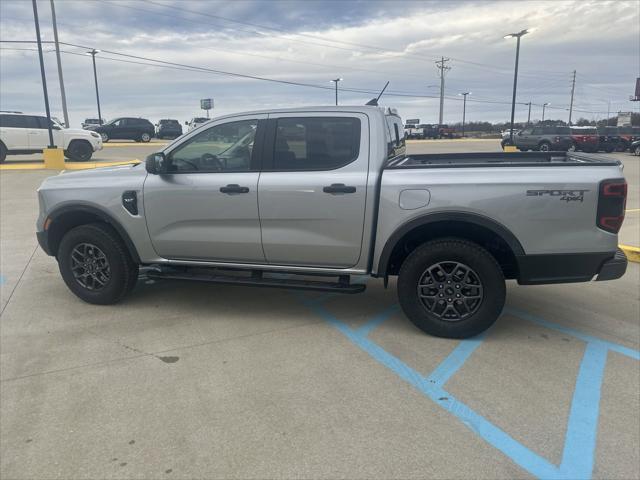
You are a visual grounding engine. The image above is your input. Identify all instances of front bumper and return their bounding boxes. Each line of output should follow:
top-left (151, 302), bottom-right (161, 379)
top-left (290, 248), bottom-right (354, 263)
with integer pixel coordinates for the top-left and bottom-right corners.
top-left (595, 249), bottom-right (628, 281)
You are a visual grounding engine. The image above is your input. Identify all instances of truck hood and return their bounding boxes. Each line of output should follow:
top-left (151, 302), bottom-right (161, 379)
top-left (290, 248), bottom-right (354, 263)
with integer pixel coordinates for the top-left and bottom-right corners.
top-left (38, 162), bottom-right (147, 190)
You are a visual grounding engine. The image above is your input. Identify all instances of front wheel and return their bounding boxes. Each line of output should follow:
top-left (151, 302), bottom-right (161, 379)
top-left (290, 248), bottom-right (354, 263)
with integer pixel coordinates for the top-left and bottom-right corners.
top-left (65, 140), bottom-right (93, 161)
top-left (58, 223), bottom-right (138, 305)
top-left (635, 145), bottom-right (640, 156)
top-left (397, 239), bottom-right (505, 338)
top-left (100, 132), bottom-right (109, 142)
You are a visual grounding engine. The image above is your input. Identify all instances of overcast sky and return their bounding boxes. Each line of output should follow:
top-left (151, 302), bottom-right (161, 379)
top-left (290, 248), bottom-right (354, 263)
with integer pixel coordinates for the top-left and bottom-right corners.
top-left (1, 0), bottom-right (638, 127)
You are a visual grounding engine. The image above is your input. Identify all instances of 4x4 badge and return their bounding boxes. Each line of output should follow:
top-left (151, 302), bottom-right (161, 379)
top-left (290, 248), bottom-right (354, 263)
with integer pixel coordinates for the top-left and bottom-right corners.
top-left (526, 189), bottom-right (589, 202)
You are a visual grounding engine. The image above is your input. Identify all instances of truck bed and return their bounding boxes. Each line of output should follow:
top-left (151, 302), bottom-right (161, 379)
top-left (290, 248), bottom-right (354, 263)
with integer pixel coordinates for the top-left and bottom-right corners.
top-left (387, 151), bottom-right (621, 169)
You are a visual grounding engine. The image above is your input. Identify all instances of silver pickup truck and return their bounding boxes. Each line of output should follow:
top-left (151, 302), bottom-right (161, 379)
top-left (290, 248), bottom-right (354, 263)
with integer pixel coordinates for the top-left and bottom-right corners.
top-left (36, 106), bottom-right (628, 338)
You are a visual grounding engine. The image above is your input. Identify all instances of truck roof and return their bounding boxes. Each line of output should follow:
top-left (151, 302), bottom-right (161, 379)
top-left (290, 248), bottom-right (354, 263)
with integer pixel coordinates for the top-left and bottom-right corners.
top-left (205, 105), bottom-right (395, 122)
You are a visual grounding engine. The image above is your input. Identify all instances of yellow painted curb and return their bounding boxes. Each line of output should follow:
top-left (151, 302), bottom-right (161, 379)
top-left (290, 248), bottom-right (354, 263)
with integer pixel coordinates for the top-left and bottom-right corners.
top-left (619, 244), bottom-right (640, 263)
top-left (102, 142), bottom-right (167, 147)
top-left (1, 159), bottom-right (140, 171)
top-left (503, 145), bottom-right (518, 152)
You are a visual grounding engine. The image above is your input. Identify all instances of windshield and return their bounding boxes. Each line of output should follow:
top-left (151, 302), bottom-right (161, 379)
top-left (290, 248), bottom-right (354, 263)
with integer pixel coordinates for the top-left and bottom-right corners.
top-left (193, 118), bottom-right (208, 123)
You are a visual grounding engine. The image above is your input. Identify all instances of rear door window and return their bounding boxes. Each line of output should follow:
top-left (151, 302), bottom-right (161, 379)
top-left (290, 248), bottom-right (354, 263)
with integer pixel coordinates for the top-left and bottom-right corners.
top-left (0, 115), bottom-right (38, 128)
top-left (272, 117), bottom-right (360, 171)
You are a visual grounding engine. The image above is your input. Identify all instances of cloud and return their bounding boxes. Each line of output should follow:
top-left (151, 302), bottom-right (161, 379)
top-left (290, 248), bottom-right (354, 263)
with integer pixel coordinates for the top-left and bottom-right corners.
top-left (1, 0), bottom-right (638, 126)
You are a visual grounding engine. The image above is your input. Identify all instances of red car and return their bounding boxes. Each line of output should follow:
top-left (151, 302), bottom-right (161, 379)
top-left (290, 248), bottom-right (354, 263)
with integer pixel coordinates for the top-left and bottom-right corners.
top-left (570, 126), bottom-right (599, 153)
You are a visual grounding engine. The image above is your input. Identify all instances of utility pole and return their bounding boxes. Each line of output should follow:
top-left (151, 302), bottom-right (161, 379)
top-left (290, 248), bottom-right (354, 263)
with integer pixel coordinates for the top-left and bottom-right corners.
top-left (50, 0), bottom-right (69, 128)
top-left (86, 49), bottom-right (103, 124)
top-left (435, 57), bottom-right (451, 126)
top-left (568, 70), bottom-right (576, 125)
top-left (607, 100), bottom-right (611, 125)
top-left (542, 102), bottom-right (549, 122)
top-left (32, 0), bottom-right (55, 148)
top-left (525, 101), bottom-right (532, 124)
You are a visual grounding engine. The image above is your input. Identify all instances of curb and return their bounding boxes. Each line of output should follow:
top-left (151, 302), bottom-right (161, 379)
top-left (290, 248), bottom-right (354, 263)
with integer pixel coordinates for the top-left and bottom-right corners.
top-left (619, 244), bottom-right (640, 263)
top-left (0, 160), bottom-right (140, 171)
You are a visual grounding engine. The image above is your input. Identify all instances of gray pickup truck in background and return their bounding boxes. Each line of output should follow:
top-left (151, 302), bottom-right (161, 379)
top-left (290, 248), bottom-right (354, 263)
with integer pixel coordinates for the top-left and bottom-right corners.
top-left (501, 125), bottom-right (573, 152)
top-left (36, 106), bottom-right (628, 338)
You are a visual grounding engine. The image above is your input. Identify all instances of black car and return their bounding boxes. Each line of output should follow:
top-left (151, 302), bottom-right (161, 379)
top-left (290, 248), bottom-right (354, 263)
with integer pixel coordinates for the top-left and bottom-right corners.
top-left (90, 117), bottom-right (155, 142)
top-left (156, 119), bottom-right (183, 139)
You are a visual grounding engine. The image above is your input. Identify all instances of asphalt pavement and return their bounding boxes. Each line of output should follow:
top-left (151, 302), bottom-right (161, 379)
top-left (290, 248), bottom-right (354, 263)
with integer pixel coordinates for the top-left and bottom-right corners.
top-left (1, 139), bottom-right (638, 479)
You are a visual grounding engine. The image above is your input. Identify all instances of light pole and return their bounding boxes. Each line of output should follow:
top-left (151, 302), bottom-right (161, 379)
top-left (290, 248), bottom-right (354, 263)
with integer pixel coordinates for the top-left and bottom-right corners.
top-left (32, 0), bottom-right (55, 148)
top-left (86, 49), bottom-right (103, 124)
top-left (330, 78), bottom-right (342, 106)
top-left (542, 102), bottom-right (550, 122)
top-left (459, 92), bottom-right (471, 137)
top-left (504, 29), bottom-right (531, 143)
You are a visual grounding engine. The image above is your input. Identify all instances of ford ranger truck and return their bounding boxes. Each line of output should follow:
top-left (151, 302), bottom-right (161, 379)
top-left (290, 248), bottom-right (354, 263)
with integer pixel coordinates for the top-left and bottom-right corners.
top-left (35, 106), bottom-right (628, 339)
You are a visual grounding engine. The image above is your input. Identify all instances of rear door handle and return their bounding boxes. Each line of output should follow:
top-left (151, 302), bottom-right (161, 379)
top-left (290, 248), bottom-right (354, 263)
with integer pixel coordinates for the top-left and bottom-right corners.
top-left (323, 183), bottom-right (356, 194)
top-left (220, 184), bottom-right (249, 194)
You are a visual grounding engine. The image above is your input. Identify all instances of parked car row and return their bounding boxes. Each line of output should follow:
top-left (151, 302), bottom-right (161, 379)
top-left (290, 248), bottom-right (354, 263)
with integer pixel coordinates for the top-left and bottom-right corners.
top-left (501, 125), bottom-right (640, 153)
top-left (81, 116), bottom-right (213, 142)
top-left (403, 123), bottom-right (458, 139)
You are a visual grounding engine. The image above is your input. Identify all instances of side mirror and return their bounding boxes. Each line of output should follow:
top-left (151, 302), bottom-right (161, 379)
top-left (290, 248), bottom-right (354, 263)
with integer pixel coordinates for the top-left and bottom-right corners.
top-left (145, 152), bottom-right (167, 175)
top-left (184, 121), bottom-right (189, 125)
top-left (52, 125), bottom-right (61, 130)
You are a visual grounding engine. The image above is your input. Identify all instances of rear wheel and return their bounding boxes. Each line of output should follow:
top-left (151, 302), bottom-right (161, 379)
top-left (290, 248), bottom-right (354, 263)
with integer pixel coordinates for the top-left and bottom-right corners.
top-left (538, 141), bottom-right (551, 152)
top-left (57, 223), bottom-right (138, 304)
top-left (635, 145), bottom-right (640, 156)
top-left (397, 239), bottom-right (505, 338)
top-left (65, 140), bottom-right (93, 161)
top-left (140, 132), bottom-right (151, 143)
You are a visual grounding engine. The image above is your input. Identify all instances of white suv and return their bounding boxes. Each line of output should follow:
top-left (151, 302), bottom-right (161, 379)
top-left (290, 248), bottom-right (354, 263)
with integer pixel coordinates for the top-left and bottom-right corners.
top-left (186, 117), bottom-right (209, 132)
top-left (0, 112), bottom-right (103, 163)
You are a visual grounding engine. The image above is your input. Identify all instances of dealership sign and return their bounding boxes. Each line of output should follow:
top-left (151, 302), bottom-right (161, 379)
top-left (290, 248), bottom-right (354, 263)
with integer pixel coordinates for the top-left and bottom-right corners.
top-left (200, 98), bottom-right (214, 110)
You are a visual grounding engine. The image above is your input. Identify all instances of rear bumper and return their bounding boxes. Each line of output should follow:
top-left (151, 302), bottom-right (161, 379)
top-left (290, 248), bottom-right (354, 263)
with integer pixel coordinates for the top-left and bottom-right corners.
top-left (595, 249), bottom-right (628, 281)
top-left (517, 249), bottom-right (627, 285)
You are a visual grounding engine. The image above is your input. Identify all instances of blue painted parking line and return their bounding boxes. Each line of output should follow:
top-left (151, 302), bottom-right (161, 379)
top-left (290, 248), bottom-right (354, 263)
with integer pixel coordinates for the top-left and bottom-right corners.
top-left (506, 307), bottom-right (640, 361)
top-left (0, 275), bottom-right (5, 285)
top-left (298, 294), bottom-right (640, 480)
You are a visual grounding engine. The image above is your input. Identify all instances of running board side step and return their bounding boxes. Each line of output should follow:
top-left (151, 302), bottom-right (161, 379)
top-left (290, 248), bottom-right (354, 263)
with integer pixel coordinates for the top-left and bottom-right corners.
top-left (145, 268), bottom-right (366, 294)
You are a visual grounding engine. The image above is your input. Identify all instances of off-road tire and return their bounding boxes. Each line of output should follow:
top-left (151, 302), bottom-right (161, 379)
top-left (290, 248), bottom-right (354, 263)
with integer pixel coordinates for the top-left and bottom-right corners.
top-left (397, 238), bottom-right (505, 338)
top-left (58, 223), bottom-right (138, 305)
top-left (538, 141), bottom-right (551, 152)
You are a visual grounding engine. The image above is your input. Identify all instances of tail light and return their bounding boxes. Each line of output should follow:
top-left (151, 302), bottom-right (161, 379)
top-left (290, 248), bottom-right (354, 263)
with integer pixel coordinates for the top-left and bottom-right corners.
top-left (554, 136), bottom-right (561, 142)
top-left (597, 179), bottom-right (627, 233)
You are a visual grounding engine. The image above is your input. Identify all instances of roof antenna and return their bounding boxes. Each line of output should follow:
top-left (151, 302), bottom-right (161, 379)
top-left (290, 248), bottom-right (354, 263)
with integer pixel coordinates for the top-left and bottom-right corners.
top-left (365, 81), bottom-right (390, 106)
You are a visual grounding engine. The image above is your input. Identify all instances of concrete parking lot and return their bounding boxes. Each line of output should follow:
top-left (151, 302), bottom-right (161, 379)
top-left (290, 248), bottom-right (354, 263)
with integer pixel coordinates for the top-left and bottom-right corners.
top-left (1, 140), bottom-right (638, 479)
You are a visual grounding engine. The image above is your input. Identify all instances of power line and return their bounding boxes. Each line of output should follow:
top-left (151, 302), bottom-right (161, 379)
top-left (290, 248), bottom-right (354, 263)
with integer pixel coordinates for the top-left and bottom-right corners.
top-left (0, 44), bottom-right (621, 115)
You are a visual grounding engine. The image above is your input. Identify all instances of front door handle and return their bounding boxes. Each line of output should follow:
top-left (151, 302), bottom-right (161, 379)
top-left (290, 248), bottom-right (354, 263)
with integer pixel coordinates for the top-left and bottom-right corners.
top-left (220, 184), bottom-right (250, 194)
top-left (323, 183), bottom-right (356, 194)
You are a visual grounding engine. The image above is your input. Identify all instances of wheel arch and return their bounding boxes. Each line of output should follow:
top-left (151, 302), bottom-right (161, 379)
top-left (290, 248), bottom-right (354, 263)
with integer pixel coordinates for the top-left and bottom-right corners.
top-left (46, 204), bottom-right (141, 263)
top-left (376, 212), bottom-right (525, 279)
